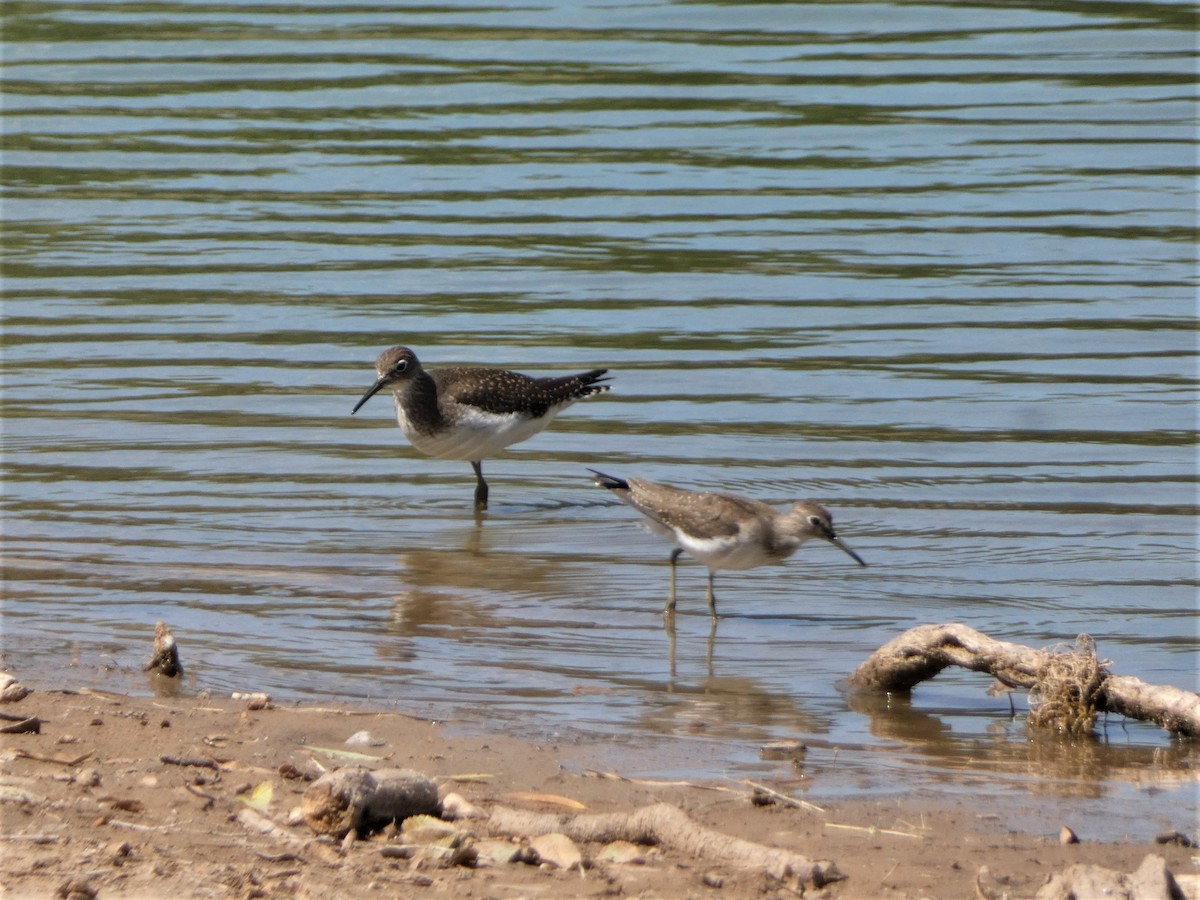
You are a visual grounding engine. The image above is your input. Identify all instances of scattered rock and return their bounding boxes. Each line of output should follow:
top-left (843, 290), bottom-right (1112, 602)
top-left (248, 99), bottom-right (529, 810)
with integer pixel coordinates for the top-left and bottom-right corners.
top-left (379, 844), bottom-right (415, 859)
top-left (441, 792), bottom-right (486, 821)
top-left (401, 814), bottom-right (460, 845)
top-left (231, 692), bottom-right (271, 710)
top-left (0, 673), bottom-right (30, 703)
top-left (345, 730), bottom-right (384, 747)
top-left (1059, 825), bottom-right (1079, 845)
top-left (1155, 830), bottom-right (1194, 848)
top-left (109, 841), bottom-right (132, 866)
top-left (55, 878), bottom-right (97, 900)
top-left (702, 870), bottom-right (725, 888)
top-left (1034, 853), bottom-right (1182, 900)
top-left (597, 840), bottom-right (647, 865)
top-left (975, 865), bottom-right (1015, 900)
top-left (474, 839), bottom-right (528, 867)
top-left (530, 832), bottom-right (582, 871)
top-left (74, 767), bottom-right (101, 788)
top-left (102, 797), bottom-right (145, 813)
top-left (383, 832), bottom-right (475, 867)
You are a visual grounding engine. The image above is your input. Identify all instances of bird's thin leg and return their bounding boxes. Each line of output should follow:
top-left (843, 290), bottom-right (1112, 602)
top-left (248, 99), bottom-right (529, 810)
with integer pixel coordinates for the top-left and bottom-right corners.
top-left (664, 614), bottom-right (677, 680)
top-left (663, 548), bottom-right (682, 615)
top-left (471, 461), bottom-right (488, 510)
top-left (706, 571), bottom-right (718, 619)
top-left (706, 616), bottom-right (717, 676)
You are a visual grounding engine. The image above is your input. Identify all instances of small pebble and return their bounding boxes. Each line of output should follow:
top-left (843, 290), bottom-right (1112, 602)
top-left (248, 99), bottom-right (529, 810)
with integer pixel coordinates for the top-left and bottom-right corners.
top-left (345, 730), bottom-right (384, 747)
top-left (530, 832), bottom-right (582, 871)
top-left (0, 673), bottom-right (29, 703)
top-left (1155, 830), bottom-right (1195, 847)
top-left (55, 877), bottom-right (97, 900)
top-left (474, 839), bottom-right (523, 867)
top-left (278, 762), bottom-right (310, 781)
top-left (597, 840), bottom-right (646, 865)
top-left (441, 792), bottom-right (486, 821)
top-left (231, 691), bottom-right (271, 710)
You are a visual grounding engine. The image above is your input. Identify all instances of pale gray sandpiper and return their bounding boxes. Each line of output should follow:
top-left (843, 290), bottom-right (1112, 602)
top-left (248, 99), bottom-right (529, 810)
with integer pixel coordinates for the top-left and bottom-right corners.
top-left (352, 346), bottom-right (611, 510)
top-left (590, 470), bottom-right (866, 618)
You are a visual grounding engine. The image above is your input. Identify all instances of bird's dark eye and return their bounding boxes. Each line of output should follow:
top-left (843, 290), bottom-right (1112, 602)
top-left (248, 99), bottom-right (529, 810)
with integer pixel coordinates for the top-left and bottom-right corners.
top-left (393, 359), bottom-right (408, 374)
top-left (808, 516), bottom-right (823, 528)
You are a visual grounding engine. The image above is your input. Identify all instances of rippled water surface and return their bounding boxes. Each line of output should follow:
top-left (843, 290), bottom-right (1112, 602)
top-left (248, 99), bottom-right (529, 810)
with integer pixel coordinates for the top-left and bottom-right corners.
top-left (3, 0), bottom-right (1197, 834)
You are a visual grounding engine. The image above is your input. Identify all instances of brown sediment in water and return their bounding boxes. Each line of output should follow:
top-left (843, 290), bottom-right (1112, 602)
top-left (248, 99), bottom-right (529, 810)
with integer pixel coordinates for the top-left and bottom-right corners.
top-left (0, 686), bottom-right (1194, 899)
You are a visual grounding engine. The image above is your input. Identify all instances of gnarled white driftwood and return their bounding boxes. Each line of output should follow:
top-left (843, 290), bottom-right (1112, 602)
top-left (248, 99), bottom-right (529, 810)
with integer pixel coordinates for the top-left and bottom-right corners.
top-left (848, 623), bottom-right (1199, 737)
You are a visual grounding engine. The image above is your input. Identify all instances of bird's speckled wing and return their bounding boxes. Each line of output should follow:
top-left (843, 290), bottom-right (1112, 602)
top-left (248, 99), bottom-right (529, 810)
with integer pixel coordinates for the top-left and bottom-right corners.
top-left (625, 479), bottom-right (772, 542)
top-left (434, 368), bottom-right (609, 419)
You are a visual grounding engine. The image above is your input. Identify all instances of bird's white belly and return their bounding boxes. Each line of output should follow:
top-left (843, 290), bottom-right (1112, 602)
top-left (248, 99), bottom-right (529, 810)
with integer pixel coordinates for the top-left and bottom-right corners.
top-left (674, 531), bottom-right (790, 571)
top-left (397, 401), bottom-right (554, 462)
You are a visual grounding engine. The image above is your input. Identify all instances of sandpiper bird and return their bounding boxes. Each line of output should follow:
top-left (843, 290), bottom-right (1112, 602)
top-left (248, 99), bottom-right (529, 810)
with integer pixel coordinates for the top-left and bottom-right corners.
top-left (590, 470), bottom-right (866, 618)
top-left (352, 346), bottom-right (610, 510)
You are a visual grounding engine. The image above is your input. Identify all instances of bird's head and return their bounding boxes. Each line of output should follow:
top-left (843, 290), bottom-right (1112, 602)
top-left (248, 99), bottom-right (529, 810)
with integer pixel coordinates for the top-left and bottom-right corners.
top-left (352, 346), bottom-right (420, 414)
top-left (782, 501), bottom-right (866, 567)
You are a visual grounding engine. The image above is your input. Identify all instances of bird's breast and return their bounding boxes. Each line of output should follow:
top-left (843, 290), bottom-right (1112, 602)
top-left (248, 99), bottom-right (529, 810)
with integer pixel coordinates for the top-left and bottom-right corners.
top-left (394, 394), bottom-right (555, 461)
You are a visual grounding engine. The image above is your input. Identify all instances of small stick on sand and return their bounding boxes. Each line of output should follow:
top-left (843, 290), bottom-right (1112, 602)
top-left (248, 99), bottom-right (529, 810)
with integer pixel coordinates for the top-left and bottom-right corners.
top-left (743, 780), bottom-right (826, 814)
top-left (487, 801), bottom-right (842, 888)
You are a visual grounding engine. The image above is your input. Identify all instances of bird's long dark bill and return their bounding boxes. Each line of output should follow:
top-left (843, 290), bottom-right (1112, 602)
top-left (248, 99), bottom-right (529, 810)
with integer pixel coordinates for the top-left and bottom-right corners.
top-left (827, 535), bottom-right (867, 567)
top-left (351, 378), bottom-right (387, 415)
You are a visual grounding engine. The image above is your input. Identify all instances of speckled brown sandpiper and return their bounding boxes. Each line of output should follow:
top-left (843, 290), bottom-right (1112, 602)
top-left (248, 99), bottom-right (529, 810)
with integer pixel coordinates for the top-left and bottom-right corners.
top-left (353, 346), bottom-right (610, 509)
top-left (590, 470), bottom-right (865, 618)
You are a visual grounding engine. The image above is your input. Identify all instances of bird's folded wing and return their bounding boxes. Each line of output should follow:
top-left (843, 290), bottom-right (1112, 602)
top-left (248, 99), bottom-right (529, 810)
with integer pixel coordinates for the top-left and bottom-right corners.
top-left (628, 485), bottom-right (765, 540)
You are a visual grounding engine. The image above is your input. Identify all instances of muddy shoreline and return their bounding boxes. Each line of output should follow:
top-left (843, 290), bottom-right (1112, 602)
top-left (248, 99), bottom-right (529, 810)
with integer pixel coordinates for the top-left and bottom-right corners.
top-left (1, 683), bottom-right (1194, 898)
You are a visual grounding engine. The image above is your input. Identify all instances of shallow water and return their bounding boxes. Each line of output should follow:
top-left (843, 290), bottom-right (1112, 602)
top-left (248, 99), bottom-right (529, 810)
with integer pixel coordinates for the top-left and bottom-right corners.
top-left (3, 0), bottom-right (1197, 836)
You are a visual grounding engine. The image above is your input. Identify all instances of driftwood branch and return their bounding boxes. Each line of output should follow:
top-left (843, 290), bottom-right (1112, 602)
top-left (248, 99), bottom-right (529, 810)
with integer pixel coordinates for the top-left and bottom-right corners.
top-left (1101, 675), bottom-right (1200, 738)
top-left (849, 623), bottom-right (1199, 737)
top-left (486, 802), bottom-right (842, 888)
top-left (302, 767), bottom-right (440, 837)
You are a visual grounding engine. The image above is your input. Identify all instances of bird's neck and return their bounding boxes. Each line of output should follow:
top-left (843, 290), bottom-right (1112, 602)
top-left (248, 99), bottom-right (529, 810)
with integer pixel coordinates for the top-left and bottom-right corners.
top-left (393, 370), bottom-right (444, 434)
top-left (766, 517), bottom-right (807, 559)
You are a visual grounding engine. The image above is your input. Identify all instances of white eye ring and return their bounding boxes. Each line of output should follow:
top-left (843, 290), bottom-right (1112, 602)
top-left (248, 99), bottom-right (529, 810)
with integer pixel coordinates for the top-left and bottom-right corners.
top-left (807, 516), bottom-right (823, 527)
